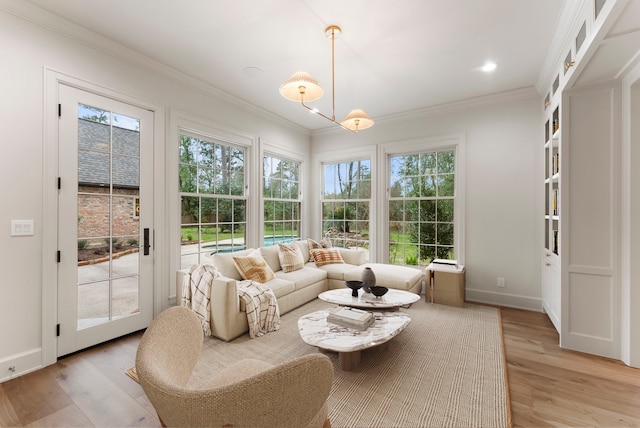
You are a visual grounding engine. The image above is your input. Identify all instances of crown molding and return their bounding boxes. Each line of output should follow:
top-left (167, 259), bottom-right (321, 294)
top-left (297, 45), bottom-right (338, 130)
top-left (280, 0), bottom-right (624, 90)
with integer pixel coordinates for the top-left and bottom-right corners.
top-left (311, 86), bottom-right (539, 138)
top-left (310, 86), bottom-right (539, 137)
top-left (0, 0), bottom-right (309, 135)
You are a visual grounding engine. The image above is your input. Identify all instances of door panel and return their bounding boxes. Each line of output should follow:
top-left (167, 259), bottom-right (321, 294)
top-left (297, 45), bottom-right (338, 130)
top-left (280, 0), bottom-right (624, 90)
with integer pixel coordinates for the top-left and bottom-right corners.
top-left (57, 85), bottom-right (153, 356)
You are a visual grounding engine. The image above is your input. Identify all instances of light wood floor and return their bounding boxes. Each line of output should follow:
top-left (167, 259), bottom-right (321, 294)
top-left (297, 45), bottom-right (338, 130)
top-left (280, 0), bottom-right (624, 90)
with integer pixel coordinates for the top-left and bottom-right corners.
top-left (1, 306), bottom-right (639, 427)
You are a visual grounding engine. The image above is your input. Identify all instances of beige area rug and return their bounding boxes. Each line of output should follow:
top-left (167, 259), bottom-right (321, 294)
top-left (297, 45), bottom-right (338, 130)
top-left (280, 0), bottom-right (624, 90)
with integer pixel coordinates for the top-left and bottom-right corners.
top-left (185, 298), bottom-right (511, 428)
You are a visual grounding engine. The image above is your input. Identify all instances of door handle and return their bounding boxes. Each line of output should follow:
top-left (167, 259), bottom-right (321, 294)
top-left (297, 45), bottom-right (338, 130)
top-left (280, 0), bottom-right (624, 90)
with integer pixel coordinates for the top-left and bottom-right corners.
top-left (143, 228), bottom-right (150, 256)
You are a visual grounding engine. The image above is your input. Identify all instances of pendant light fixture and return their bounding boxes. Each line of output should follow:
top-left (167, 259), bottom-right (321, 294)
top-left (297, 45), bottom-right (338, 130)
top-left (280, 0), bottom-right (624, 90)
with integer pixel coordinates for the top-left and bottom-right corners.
top-left (279, 25), bottom-right (374, 133)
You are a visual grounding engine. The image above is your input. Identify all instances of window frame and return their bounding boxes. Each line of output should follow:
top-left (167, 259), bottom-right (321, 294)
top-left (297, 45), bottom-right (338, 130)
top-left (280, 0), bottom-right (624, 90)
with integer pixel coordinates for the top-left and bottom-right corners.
top-left (320, 158), bottom-right (372, 251)
top-left (169, 111), bottom-right (257, 281)
top-left (262, 152), bottom-right (302, 247)
top-left (177, 131), bottom-right (248, 269)
top-left (378, 134), bottom-right (465, 267)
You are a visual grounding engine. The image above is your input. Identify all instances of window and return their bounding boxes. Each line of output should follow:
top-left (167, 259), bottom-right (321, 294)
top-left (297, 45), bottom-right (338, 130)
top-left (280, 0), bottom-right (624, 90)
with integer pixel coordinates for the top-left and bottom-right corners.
top-left (178, 133), bottom-right (246, 269)
top-left (263, 155), bottom-right (301, 246)
top-left (389, 149), bottom-right (455, 266)
top-left (322, 160), bottom-right (370, 250)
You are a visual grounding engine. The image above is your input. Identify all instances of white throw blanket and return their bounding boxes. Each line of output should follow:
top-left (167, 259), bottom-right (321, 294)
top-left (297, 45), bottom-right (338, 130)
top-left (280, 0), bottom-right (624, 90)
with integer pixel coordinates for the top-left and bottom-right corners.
top-left (237, 280), bottom-right (281, 338)
top-left (181, 265), bottom-right (281, 338)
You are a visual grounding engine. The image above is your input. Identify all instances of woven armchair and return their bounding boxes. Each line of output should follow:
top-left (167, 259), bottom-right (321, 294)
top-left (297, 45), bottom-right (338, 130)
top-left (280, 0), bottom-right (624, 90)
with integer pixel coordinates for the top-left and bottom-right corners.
top-left (135, 306), bottom-right (333, 428)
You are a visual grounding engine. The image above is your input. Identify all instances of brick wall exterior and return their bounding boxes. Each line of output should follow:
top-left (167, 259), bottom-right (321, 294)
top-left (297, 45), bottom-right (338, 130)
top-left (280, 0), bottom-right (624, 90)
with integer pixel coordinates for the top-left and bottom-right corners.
top-left (77, 186), bottom-right (139, 248)
top-left (77, 119), bottom-right (140, 249)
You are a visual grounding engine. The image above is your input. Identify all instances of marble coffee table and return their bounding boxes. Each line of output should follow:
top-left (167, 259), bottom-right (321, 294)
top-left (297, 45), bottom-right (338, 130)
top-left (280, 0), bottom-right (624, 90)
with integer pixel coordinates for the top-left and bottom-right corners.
top-left (298, 309), bottom-right (411, 370)
top-left (318, 288), bottom-right (420, 310)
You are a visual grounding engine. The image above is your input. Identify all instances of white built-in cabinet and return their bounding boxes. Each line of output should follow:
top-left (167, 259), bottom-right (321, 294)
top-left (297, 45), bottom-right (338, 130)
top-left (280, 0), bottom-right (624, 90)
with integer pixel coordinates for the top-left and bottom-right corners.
top-left (541, 0), bottom-right (626, 359)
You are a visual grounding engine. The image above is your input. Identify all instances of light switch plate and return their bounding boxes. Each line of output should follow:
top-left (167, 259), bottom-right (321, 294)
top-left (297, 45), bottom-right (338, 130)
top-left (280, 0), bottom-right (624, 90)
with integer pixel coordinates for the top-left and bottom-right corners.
top-left (11, 220), bottom-right (34, 236)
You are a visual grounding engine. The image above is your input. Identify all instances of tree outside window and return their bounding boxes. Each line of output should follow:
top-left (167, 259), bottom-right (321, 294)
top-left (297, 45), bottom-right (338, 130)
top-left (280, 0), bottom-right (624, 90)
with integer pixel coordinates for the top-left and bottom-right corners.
top-left (388, 150), bottom-right (455, 266)
top-left (178, 134), bottom-right (246, 269)
top-left (322, 160), bottom-right (370, 251)
top-left (263, 155), bottom-right (301, 246)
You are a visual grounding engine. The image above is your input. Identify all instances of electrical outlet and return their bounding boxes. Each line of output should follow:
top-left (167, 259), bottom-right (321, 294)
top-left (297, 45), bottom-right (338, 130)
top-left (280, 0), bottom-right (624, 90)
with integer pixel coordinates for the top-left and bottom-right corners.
top-left (497, 277), bottom-right (506, 288)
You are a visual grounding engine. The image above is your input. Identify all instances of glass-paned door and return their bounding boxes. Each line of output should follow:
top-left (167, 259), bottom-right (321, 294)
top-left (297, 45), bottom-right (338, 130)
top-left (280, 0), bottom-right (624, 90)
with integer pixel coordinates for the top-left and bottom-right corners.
top-left (57, 85), bottom-right (154, 356)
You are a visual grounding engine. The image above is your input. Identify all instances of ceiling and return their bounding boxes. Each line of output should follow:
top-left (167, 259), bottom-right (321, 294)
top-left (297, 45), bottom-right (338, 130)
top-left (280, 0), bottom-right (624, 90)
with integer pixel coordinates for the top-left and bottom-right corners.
top-left (23, 0), bottom-right (567, 132)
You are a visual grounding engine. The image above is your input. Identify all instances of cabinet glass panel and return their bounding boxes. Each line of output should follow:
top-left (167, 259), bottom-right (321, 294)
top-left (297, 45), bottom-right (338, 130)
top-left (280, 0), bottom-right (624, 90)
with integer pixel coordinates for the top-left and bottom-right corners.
top-left (552, 107), bottom-right (560, 135)
top-left (564, 51), bottom-right (574, 74)
top-left (545, 184), bottom-right (550, 216)
top-left (545, 120), bottom-right (550, 143)
top-left (545, 219), bottom-right (550, 250)
top-left (545, 147), bottom-right (550, 180)
top-left (595, 0), bottom-right (607, 19)
top-left (576, 21), bottom-right (587, 52)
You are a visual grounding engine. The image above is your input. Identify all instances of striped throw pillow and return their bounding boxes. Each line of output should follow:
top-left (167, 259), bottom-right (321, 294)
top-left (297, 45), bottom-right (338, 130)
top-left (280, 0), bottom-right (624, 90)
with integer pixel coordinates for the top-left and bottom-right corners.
top-left (277, 242), bottom-right (305, 273)
top-left (232, 249), bottom-right (275, 283)
top-left (310, 248), bottom-right (344, 266)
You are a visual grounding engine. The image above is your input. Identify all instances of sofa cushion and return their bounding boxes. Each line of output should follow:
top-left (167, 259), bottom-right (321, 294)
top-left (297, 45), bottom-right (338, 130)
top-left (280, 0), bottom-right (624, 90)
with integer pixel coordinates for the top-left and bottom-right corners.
top-left (275, 266), bottom-right (327, 290)
top-left (344, 263), bottom-right (423, 292)
top-left (293, 240), bottom-right (310, 262)
top-left (310, 248), bottom-right (344, 266)
top-left (259, 245), bottom-right (282, 272)
top-left (277, 243), bottom-right (305, 273)
top-left (338, 248), bottom-right (367, 266)
top-left (311, 261), bottom-right (357, 280)
top-left (238, 277), bottom-right (295, 312)
top-left (232, 250), bottom-right (276, 283)
top-left (263, 278), bottom-right (295, 299)
top-left (212, 248), bottom-right (254, 280)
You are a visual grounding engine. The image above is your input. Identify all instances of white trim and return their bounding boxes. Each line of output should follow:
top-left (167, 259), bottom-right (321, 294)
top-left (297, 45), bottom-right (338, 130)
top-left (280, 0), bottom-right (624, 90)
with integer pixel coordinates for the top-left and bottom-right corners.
top-left (466, 289), bottom-right (543, 313)
top-left (0, 348), bottom-right (43, 383)
top-left (620, 61), bottom-right (640, 367)
top-left (42, 68), bottom-right (164, 366)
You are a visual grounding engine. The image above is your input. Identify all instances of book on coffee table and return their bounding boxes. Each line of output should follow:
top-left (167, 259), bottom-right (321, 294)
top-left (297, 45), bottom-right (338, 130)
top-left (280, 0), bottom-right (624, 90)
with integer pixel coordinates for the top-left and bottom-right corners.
top-left (327, 306), bottom-right (374, 331)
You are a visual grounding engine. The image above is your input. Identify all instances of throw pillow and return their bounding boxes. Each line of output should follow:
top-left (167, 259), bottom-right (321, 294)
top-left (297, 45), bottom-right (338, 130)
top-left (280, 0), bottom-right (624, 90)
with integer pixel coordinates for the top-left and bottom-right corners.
top-left (232, 249), bottom-right (276, 283)
top-left (307, 237), bottom-right (332, 261)
top-left (277, 242), bottom-right (305, 273)
top-left (310, 248), bottom-right (345, 266)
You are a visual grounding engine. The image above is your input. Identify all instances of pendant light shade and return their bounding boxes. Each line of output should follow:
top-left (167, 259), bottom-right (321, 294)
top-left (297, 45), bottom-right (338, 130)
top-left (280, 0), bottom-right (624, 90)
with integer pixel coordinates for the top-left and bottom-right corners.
top-left (341, 109), bottom-right (374, 132)
top-left (279, 25), bottom-right (373, 133)
top-left (279, 71), bottom-right (324, 103)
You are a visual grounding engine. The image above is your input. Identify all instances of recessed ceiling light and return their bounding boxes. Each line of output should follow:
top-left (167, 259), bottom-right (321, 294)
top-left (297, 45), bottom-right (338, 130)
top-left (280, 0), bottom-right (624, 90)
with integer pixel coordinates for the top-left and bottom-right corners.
top-left (482, 62), bottom-right (498, 72)
top-left (242, 66), bottom-right (263, 78)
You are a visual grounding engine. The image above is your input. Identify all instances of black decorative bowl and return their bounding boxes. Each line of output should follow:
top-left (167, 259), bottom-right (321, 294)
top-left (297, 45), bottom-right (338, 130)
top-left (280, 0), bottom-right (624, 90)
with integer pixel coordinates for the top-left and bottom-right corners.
top-left (345, 280), bottom-right (365, 297)
top-left (369, 286), bottom-right (389, 297)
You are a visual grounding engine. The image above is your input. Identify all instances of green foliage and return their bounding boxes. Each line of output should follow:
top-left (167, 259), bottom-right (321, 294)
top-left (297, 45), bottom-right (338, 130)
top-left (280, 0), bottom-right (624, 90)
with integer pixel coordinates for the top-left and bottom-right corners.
top-left (77, 240), bottom-right (88, 250)
top-left (390, 149), bottom-right (456, 265)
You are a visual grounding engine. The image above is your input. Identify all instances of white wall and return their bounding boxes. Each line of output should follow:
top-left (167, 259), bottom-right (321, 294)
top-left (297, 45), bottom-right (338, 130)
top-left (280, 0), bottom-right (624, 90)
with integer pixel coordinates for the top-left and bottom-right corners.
top-left (0, 9), bottom-right (309, 380)
top-left (311, 91), bottom-right (542, 310)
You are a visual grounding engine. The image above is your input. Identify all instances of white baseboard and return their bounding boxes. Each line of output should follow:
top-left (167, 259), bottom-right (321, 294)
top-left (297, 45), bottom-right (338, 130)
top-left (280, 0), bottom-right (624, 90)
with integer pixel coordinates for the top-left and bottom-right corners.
top-left (0, 348), bottom-right (43, 383)
top-left (465, 288), bottom-right (543, 312)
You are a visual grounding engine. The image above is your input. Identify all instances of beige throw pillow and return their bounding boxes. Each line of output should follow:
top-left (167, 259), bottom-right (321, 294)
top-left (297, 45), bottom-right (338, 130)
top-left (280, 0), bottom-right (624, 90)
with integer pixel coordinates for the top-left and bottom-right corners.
top-left (232, 249), bottom-right (275, 283)
top-left (277, 243), bottom-right (305, 273)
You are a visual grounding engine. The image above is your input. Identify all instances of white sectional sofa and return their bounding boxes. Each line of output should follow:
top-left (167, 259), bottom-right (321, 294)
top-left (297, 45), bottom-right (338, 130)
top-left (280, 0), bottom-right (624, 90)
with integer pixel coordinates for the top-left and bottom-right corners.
top-left (176, 239), bottom-right (423, 341)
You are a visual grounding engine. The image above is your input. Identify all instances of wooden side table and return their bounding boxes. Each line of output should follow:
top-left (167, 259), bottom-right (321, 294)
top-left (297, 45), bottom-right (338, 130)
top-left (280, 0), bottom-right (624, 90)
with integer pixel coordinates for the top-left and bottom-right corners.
top-left (426, 262), bottom-right (465, 307)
